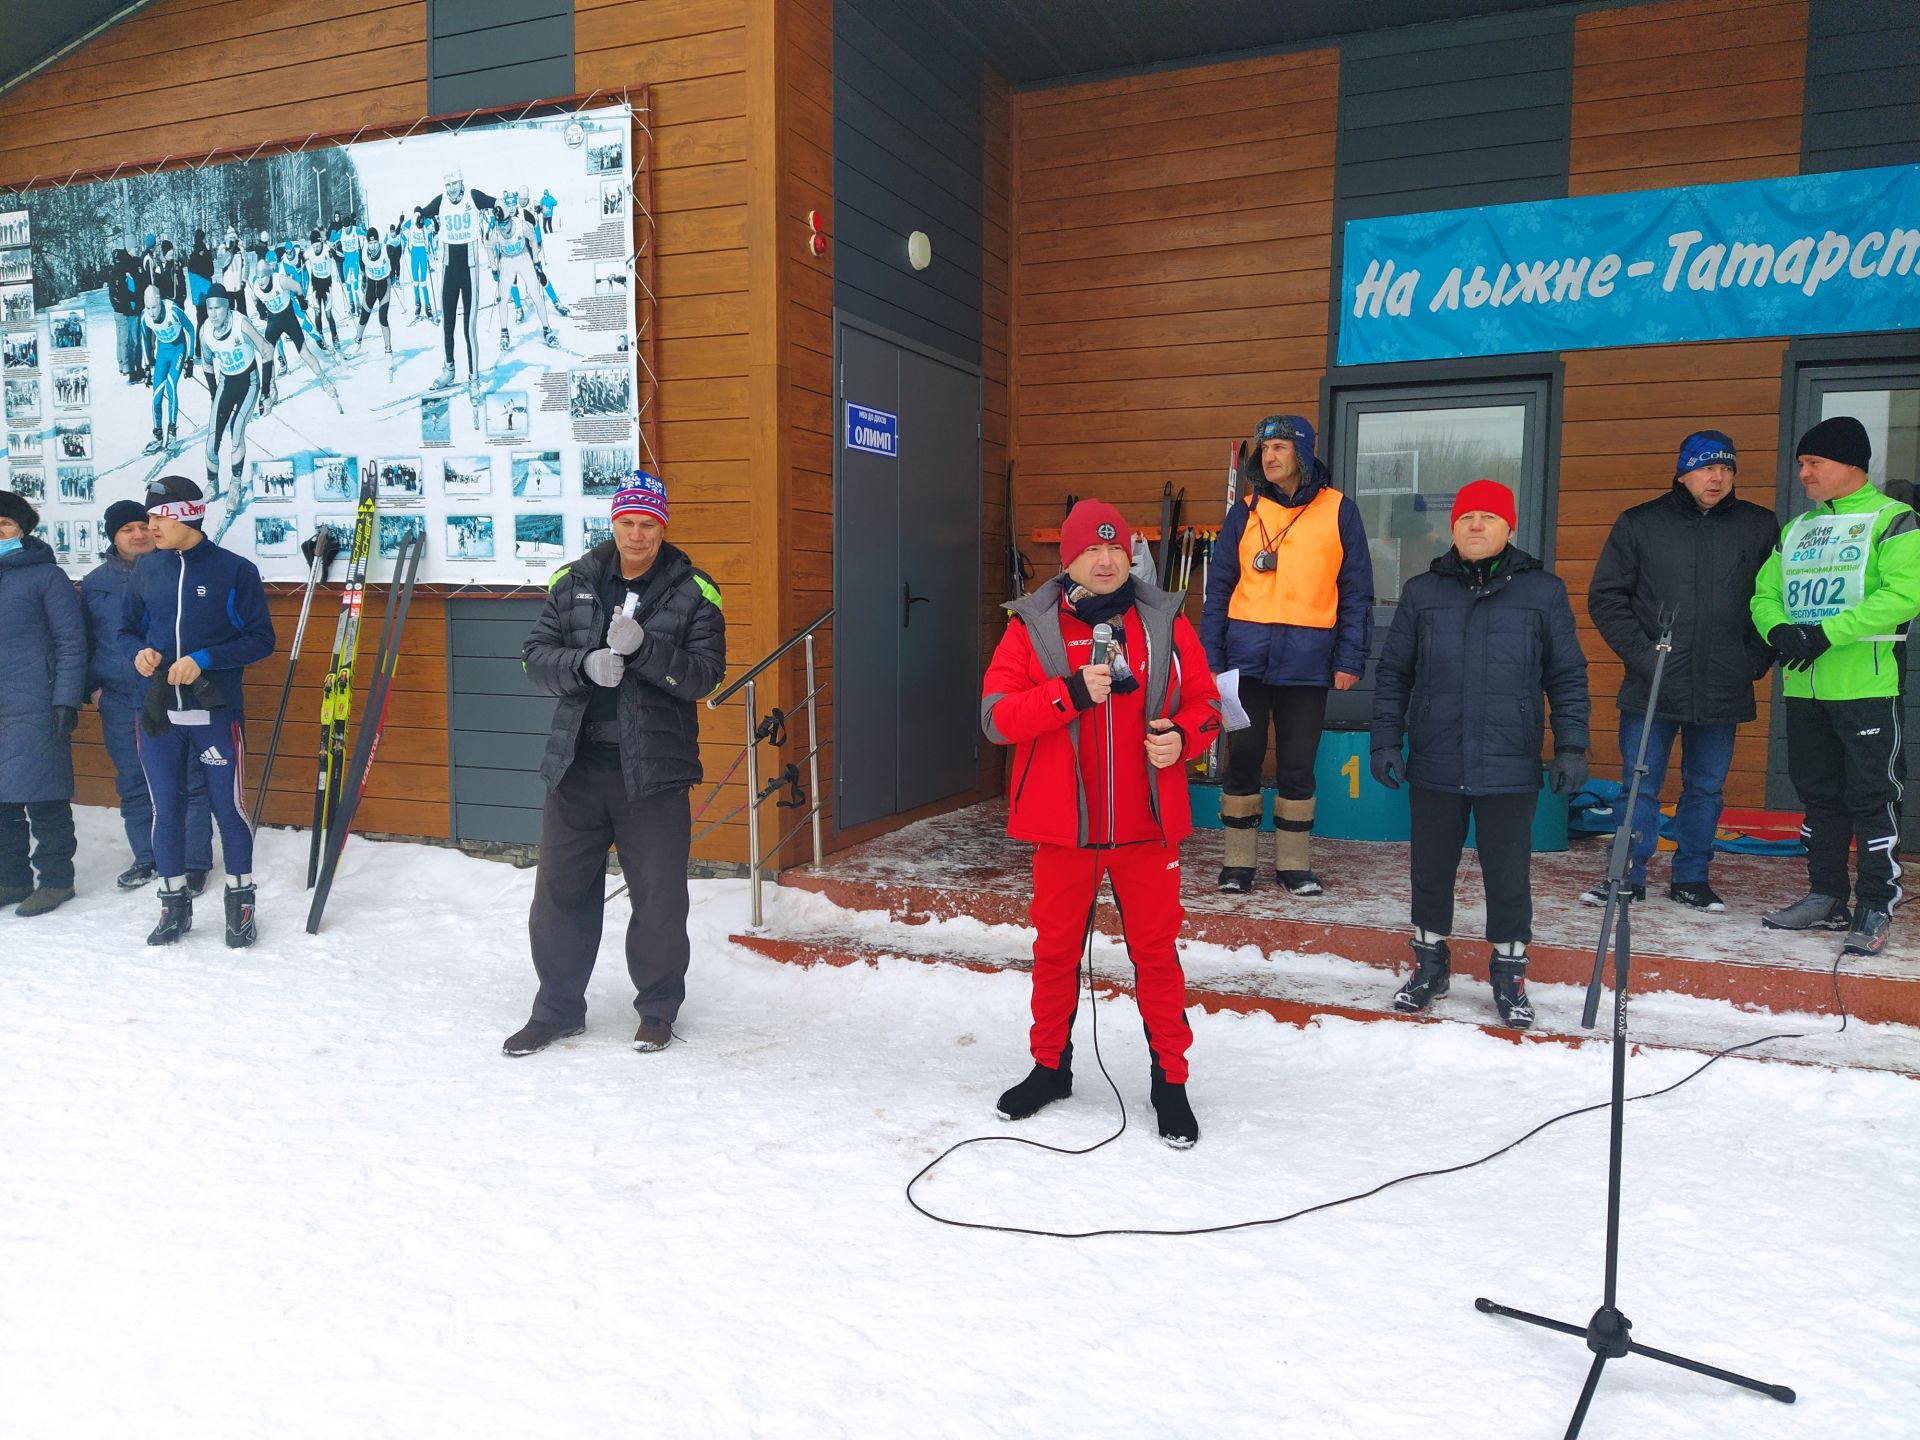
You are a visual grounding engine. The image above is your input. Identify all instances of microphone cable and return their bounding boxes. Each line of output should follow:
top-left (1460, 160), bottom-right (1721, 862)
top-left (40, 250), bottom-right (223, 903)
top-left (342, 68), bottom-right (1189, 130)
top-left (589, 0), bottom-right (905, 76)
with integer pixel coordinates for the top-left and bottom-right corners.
top-left (905, 927), bottom-right (1855, 1241)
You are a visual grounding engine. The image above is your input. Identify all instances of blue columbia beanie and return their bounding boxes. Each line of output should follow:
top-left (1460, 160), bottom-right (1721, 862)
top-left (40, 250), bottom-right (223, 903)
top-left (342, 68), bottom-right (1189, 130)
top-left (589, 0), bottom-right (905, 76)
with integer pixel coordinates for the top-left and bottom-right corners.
top-left (1675, 429), bottom-right (1737, 478)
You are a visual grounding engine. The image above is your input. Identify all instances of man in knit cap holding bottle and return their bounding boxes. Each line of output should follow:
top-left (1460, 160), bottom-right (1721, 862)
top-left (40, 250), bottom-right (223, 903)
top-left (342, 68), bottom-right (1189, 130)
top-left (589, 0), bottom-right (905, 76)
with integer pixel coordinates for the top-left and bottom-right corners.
top-left (982, 499), bottom-right (1222, 1147)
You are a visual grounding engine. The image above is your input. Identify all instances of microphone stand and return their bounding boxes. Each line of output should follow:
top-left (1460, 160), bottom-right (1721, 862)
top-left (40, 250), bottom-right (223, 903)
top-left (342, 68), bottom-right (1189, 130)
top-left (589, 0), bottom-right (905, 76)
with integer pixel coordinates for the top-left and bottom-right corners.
top-left (1474, 608), bottom-right (1796, 1438)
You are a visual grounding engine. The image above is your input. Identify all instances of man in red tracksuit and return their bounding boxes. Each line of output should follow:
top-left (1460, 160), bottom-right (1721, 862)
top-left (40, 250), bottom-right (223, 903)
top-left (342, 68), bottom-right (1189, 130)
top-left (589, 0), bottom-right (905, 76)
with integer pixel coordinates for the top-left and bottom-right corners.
top-left (981, 498), bottom-right (1222, 1148)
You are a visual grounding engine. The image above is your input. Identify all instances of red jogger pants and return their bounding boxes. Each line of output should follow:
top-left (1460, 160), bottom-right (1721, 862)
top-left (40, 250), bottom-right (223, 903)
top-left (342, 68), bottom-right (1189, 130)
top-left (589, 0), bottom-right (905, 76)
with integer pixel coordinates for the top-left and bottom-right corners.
top-left (1028, 840), bottom-right (1193, 1084)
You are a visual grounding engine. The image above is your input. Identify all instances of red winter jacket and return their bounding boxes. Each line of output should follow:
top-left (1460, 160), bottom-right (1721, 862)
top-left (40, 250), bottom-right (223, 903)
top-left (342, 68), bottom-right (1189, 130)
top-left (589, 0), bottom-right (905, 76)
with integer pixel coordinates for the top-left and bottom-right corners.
top-left (982, 579), bottom-right (1221, 848)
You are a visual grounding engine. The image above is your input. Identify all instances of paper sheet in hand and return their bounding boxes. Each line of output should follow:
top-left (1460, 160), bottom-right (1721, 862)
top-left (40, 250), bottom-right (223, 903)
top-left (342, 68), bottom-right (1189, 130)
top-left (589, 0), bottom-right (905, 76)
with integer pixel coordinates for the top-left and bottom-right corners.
top-left (1215, 668), bottom-right (1251, 731)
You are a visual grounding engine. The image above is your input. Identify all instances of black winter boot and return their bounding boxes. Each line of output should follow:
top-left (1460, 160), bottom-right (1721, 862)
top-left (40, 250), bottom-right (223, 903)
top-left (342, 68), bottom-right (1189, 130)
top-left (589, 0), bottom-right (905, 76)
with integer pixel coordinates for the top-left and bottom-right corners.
top-left (1490, 956), bottom-right (1535, 1030)
top-left (1392, 938), bottom-right (1451, 1013)
top-left (1149, 1061), bottom-right (1199, 1148)
top-left (224, 883), bottom-right (257, 949)
top-left (996, 1043), bottom-right (1073, 1120)
top-left (147, 888), bottom-right (192, 945)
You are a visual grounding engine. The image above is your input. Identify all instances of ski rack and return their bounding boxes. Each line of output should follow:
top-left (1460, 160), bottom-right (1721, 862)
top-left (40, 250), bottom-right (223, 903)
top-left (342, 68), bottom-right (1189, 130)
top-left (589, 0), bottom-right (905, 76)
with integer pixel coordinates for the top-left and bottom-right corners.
top-left (704, 608), bottom-right (833, 929)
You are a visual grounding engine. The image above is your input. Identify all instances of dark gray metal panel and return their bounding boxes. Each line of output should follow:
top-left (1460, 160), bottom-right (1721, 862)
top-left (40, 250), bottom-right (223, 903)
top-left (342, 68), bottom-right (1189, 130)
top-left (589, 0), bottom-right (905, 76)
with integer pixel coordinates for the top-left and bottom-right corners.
top-left (427, 0), bottom-right (574, 116)
top-left (1803, 0), bottom-right (1920, 172)
top-left (452, 655), bottom-right (543, 695)
top-left (455, 803), bottom-right (545, 844)
top-left (833, 0), bottom-right (984, 367)
top-left (448, 593), bottom-right (555, 845)
top-left (895, 347), bottom-right (982, 811)
top-left (835, 324), bottom-right (904, 829)
top-left (453, 730), bottom-right (548, 769)
top-left (455, 767), bottom-right (548, 809)
top-left (450, 616), bottom-right (542, 654)
top-left (1329, 11), bottom-right (1575, 371)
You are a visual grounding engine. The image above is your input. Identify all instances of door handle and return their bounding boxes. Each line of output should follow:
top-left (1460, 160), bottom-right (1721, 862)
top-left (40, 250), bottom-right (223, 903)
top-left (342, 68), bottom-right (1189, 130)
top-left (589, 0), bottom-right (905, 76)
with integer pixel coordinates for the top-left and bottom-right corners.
top-left (902, 582), bottom-right (931, 628)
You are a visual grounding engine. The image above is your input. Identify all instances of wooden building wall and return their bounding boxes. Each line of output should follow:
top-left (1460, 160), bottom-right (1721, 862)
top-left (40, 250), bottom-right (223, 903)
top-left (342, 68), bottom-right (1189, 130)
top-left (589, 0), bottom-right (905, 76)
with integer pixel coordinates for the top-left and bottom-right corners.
top-left (1006, 49), bottom-right (1339, 606)
top-left (1557, 0), bottom-right (1807, 806)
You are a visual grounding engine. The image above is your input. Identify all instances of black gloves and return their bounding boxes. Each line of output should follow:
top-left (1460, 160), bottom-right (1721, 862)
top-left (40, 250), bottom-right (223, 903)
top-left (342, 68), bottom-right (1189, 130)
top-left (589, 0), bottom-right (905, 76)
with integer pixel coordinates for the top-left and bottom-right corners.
top-left (302, 525), bottom-right (343, 574)
top-left (1550, 749), bottom-right (1589, 795)
top-left (140, 674), bottom-right (172, 736)
top-left (1770, 623), bottom-right (1831, 670)
top-left (51, 705), bottom-right (77, 737)
top-left (190, 674), bottom-right (228, 710)
top-left (1369, 747), bottom-right (1402, 790)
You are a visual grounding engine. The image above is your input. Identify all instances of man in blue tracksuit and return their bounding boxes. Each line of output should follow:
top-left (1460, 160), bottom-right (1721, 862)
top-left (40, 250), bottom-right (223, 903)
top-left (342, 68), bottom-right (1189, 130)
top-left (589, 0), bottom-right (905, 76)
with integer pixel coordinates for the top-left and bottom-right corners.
top-left (119, 476), bottom-right (275, 947)
top-left (82, 497), bottom-right (212, 892)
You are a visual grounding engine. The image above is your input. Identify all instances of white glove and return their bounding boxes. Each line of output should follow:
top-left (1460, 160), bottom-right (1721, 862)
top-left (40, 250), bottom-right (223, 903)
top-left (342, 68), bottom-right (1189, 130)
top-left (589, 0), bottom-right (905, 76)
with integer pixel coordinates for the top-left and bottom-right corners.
top-left (606, 610), bottom-right (645, 655)
top-left (583, 649), bottom-right (625, 687)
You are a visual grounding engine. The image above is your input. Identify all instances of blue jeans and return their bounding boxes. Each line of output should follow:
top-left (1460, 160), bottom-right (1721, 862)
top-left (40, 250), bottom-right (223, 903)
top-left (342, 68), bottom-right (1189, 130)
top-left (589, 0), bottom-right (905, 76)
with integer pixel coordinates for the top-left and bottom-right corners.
top-left (1618, 711), bottom-right (1737, 887)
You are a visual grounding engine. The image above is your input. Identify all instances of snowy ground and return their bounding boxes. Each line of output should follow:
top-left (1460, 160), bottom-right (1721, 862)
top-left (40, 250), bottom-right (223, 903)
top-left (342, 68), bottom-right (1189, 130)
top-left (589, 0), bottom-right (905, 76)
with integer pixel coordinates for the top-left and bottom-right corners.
top-left (5, 807), bottom-right (1919, 1439)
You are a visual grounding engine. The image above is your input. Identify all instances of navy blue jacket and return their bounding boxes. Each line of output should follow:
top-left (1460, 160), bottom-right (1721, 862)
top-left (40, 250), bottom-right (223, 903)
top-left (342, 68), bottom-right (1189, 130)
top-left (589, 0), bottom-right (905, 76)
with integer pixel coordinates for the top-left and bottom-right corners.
top-left (81, 548), bottom-right (145, 700)
top-left (0, 535), bottom-right (87, 804)
top-left (1201, 455), bottom-right (1375, 685)
top-left (1370, 546), bottom-right (1589, 796)
top-left (118, 536), bottom-right (276, 714)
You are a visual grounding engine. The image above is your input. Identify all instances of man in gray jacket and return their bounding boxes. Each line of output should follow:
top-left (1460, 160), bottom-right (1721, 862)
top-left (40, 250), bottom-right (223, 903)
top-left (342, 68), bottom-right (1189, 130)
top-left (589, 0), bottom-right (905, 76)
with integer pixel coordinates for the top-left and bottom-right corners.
top-left (506, 473), bottom-right (726, 1057)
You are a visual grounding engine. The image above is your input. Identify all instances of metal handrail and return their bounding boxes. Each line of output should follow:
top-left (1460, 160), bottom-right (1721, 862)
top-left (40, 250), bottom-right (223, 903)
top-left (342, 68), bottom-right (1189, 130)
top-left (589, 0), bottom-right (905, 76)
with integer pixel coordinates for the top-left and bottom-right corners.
top-left (707, 607), bottom-right (834, 708)
top-left (704, 608), bottom-right (833, 927)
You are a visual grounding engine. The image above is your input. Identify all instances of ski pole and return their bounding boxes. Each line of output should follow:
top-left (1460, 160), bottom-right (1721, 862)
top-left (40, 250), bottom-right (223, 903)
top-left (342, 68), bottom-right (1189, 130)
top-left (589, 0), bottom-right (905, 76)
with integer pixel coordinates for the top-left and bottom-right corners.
top-left (249, 526), bottom-right (338, 828)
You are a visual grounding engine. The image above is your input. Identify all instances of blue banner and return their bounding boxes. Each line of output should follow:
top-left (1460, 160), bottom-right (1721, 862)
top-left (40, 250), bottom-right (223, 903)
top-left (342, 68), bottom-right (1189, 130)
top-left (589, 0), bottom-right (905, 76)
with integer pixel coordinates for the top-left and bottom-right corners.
top-left (1338, 165), bottom-right (1920, 366)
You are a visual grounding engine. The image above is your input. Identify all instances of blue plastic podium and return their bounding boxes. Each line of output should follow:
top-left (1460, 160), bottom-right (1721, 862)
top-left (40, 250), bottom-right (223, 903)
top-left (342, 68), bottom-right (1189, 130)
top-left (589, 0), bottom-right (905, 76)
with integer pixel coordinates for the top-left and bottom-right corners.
top-left (1188, 730), bottom-right (1569, 852)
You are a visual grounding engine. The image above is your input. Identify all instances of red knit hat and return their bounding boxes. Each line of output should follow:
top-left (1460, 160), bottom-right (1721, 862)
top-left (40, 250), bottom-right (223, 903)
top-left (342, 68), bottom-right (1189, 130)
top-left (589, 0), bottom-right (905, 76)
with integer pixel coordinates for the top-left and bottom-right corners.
top-left (1451, 479), bottom-right (1516, 532)
top-left (1059, 498), bottom-right (1133, 564)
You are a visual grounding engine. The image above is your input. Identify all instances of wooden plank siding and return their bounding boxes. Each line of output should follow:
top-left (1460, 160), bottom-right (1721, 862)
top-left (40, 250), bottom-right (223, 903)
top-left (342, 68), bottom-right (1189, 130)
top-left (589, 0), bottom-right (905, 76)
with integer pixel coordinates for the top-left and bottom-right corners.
top-left (1562, 0), bottom-right (1808, 807)
top-left (1008, 48), bottom-right (1340, 608)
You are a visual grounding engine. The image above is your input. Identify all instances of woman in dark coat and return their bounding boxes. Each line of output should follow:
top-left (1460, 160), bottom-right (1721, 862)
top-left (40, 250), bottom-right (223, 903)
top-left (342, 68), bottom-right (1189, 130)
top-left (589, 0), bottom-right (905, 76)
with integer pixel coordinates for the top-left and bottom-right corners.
top-left (1369, 480), bottom-right (1590, 1030)
top-left (0, 490), bottom-right (88, 916)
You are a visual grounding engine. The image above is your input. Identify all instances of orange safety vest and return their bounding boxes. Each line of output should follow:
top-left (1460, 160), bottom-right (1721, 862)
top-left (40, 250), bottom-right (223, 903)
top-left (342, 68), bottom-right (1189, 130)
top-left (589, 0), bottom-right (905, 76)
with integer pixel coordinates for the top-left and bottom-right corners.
top-left (1228, 486), bottom-right (1345, 629)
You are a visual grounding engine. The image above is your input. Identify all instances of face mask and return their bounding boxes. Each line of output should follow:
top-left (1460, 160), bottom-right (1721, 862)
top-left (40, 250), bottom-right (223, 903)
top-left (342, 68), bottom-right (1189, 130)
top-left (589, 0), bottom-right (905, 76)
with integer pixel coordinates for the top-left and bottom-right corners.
top-left (0, 537), bottom-right (22, 557)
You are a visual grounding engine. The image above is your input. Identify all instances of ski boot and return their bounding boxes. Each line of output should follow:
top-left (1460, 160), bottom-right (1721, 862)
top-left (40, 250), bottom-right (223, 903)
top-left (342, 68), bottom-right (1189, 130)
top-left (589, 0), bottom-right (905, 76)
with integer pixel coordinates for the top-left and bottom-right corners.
top-left (551, 301), bottom-right (570, 318)
top-left (224, 883), bottom-right (257, 949)
top-left (142, 428), bottom-right (165, 455)
top-left (432, 362), bottom-right (457, 390)
top-left (1490, 955), bottom-right (1535, 1030)
top-left (1392, 937), bottom-right (1451, 1013)
top-left (513, 304), bottom-right (526, 326)
top-left (541, 326), bottom-right (559, 347)
top-left (1843, 905), bottom-right (1892, 957)
top-left (165, 424), bottom-right (177, 448)
top-left (996, 1043), bottom-right (1073, 1121)
top-left (116, 862), bottom-right (158, 890)
top-left (185, 869), bottom-right (209, 897)
top-left (499, 325), bottom-right (512, 352)
top-left (1150, 1060), bottom-right (1199, 1149)
top-left (1762, 892), bottom-right (1850, 931)
top-left (147, 887), bottom-right (193, 946)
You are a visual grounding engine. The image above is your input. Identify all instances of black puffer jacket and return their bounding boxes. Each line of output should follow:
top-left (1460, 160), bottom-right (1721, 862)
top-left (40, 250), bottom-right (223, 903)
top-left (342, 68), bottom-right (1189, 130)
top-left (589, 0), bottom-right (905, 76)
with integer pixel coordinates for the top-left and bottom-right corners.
top-left (1371, 546), bottom-right (1589, 796)
top-left (1587, 483), bottom-right (1778, 724)
top-left (523, 541), bottom-right (726, 800)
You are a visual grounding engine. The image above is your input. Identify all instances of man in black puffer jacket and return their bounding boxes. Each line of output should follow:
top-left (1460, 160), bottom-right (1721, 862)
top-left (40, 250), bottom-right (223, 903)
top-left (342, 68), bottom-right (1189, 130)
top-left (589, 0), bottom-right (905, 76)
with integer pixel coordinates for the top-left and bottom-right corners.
top-left (1584, 430), bottom-right (1778, 913)
top-left (505, 472), bottom-right (727, 1058)
top-left (1370, 480), bottom-right (1589, 1030)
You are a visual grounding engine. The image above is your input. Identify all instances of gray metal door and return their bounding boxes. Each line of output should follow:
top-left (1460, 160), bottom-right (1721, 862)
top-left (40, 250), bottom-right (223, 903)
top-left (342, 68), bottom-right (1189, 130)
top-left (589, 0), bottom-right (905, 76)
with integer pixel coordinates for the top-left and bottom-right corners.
top-left (835, 321), bottom-right (981, 829)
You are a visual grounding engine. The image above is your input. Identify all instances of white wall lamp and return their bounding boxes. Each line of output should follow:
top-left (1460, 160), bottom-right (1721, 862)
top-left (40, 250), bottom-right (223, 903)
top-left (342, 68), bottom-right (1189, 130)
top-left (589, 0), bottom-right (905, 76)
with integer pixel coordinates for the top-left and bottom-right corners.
top-left (907, 229), bottom-right (932, 271)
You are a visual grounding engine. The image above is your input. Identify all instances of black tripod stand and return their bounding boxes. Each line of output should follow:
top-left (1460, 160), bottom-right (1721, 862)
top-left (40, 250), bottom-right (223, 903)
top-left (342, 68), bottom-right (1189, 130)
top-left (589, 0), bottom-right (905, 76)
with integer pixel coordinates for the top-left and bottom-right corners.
top-left (1475, 610), bottom-right (1796, 1437)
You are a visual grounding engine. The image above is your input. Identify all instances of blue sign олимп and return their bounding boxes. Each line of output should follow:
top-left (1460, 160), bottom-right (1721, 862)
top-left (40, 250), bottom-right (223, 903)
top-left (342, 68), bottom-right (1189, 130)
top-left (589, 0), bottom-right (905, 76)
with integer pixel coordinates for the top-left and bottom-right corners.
top-left (845, 403), bottom-right (898, 457)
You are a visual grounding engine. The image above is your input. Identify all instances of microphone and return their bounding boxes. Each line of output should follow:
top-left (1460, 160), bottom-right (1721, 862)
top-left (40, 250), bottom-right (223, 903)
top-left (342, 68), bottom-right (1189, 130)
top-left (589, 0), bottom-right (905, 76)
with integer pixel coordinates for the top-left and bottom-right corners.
top-left (1091, 622), bottom-right (1113, 668)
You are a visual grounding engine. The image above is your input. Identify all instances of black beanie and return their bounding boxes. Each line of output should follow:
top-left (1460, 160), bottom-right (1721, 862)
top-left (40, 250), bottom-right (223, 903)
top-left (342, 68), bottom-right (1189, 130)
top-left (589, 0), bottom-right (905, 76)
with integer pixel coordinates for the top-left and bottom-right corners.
top-left (0, 488), bottom-right (38, 534)
top-left (104, 498), bottom-right (149, 541)
top-left (145, 473), bottom-right (207, 529)
top-left (1796, 415), bottom-right (1871, 472)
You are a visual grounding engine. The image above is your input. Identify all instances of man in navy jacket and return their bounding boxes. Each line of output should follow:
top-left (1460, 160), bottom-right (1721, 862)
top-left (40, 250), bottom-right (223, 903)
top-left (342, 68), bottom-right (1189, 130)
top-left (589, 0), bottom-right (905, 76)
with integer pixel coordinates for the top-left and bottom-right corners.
top-left (119, 476), bottom-right (275, 947)
top-left (82, 497), bottom-right (213, 891)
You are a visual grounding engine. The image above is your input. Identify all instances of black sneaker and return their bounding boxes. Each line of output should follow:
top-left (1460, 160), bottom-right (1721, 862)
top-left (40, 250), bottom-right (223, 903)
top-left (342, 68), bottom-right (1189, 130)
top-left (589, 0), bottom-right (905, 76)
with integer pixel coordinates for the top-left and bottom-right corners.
top-left (1761, 892), bottom-right (1851, 931)
top-left (1276, 869), bottom-right (1323, 896)
top-left (1581, 882), bottom-right (1644, 907)
top-left (1392, 938), bottom-right (1451, 1013)
top-left (1150, 1062), bottom-right (1199, 1149)
top-left (117, 862), bottom-right (158, 890)
top-left (1842, 906), bottom-right (1893, 956)
top-left (1490, 957), bottom-right (1535, 1030)
top-left (147, 889), bottom-right (192, 946)
top-left (1668, 882), bottom-right (1726, 913)
top-left (996, 1047), bottom-right (1073, 1120)
top-left (184, 870), bottom-right (209, 897)
top-left (1217, 867), bottom-right (1255, 894)
top-left (224, 883), bottom-right (257, 948)
top-left (502, 1019), bottom-right (585, 1056)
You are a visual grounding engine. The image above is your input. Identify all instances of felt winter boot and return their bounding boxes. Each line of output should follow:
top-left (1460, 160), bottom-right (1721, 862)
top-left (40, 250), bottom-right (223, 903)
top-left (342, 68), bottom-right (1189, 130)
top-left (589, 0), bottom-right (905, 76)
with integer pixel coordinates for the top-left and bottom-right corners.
top-left (1217, 792), bottom-right (1261, 893)
top-left (1273, 796), bottom-right (1321, 895)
